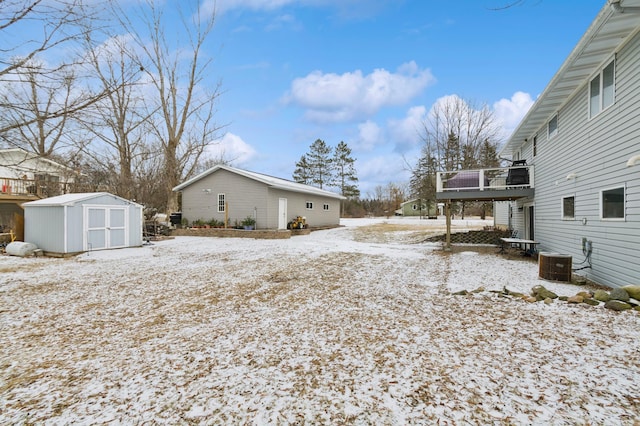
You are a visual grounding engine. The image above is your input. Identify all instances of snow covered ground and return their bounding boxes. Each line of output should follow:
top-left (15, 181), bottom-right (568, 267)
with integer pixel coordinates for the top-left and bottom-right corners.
top-left (1, 217), bottom-right (639, 424)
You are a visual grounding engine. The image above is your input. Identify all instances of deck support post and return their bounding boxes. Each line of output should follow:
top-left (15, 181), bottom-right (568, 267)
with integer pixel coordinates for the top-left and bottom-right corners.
top-left (445, 201), bottom-right (452, 251)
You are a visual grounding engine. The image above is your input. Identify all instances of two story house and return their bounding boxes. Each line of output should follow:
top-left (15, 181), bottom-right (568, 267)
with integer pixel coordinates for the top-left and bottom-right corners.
top-left (437, 0), bottom-right (640, 288)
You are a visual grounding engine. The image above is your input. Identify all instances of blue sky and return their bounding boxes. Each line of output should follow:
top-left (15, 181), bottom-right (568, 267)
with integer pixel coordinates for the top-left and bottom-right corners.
top-left (202, 0), bottom-right (607, 195)
top-left (17, 0), bottom-right (605, 196)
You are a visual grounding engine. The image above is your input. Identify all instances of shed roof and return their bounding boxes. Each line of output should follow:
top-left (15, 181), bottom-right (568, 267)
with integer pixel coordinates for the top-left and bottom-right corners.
top-left (23, 192), bottom-right (142, 207)
top-left (173, 165), bottom-right (346, 200)
top-left (501, 0), bottom-right (640, 157)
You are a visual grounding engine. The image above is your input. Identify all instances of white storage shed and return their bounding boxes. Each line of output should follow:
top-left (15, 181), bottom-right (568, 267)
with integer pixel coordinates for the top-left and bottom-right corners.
top-left (23, 192), bottom-right (143, 255)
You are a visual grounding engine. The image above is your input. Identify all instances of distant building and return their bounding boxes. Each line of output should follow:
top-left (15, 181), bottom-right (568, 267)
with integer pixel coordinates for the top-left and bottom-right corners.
top-left (173, 165), bottom-right (345, 229)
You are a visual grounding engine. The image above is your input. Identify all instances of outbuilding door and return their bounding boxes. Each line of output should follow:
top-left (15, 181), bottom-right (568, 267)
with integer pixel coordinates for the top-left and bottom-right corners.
top-left (278, 198), bottom-right (288, 230)
top-left (84, 205), bottom-right (128, 251)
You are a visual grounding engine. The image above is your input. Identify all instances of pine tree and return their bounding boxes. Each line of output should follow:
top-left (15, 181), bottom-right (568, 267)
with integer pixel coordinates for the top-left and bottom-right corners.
top-left (306, 139), bottom-right (333, 189)
top-left (410, 145), bottom-right (438, 217)
top-left (333, 141), bottom-right (360, 198)
top-left (292, 155), bottom-right (312, 185)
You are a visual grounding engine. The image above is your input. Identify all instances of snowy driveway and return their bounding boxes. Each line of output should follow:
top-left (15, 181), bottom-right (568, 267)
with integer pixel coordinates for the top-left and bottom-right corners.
top-left (1, 218), bottom-right (639, 424)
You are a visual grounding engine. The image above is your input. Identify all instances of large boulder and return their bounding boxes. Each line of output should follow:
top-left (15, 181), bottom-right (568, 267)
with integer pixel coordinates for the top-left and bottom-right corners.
top-left (593, 290), bottom-right (611, 302)
top-left (604, 300), bottom-right (632, 311)
top-left (531, 285), bottom-right (558, 300)
top-left (609, 288), bottom-right (630, 302)
top-left (622, 285), bottom-right (640, 300)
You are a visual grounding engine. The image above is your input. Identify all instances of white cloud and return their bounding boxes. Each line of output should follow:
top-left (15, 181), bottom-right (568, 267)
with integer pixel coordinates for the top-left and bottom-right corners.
top-left (354, 120), bottom-right (384, 151)
top-left (493, 91), bottom-right (535, 137)
top-left (387, 105), bottom-right (427, 153)
top-left (357, 154), bottom-right (411, 195)
top-left (205, 132), bottom-right (257, 165)
top-left (285, 61), bottom-right (435, 123)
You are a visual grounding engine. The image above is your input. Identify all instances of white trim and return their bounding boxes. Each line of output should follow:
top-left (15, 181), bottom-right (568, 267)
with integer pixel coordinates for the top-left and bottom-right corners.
top-left (561, 195), bottom-right (575, 220)
top-left (600, 184), bottom-right (626, 221)
top-left (548, 114), bottom-right (559, 139)
top-left (83, 204), bottom-right (130, 251)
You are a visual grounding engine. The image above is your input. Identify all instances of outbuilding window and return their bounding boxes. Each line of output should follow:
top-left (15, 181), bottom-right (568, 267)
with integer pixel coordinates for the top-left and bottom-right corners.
top-left (323, 203), bottom-right (329, 211)
top-left (217, 193), bottom-right (225, 212)
top-left (601, 186), bottom-right (625, 220)
top-left (306, 201), bottom-right (313, 210)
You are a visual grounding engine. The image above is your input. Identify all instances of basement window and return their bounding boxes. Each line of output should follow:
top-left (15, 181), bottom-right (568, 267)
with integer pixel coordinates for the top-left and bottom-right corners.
top-left (601, 186), bottom-right (625, 220)
top-left (562, 196), bottom-right (575, 220)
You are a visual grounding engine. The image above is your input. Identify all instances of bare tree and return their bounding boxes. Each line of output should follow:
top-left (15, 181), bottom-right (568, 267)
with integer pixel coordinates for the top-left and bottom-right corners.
top-left (0, 0), bottom-right (87, 78)
top-left (80, 32), bottom-right (153, 200)
top-left (420, 96), bottom-right (502, 172)
top-left (0, 62), bottom-right (86, 156)
top-left (117, 0), bottom-right (223, 213)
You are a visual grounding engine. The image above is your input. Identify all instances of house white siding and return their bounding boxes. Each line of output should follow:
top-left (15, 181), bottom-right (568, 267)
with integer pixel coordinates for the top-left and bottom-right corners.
top-left (511, 29), bottom-right (640, 288)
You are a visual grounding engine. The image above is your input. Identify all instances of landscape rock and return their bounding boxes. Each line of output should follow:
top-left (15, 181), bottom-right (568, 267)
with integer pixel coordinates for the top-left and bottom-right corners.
top-left (583, 298), bottom-right (600, 306)
top-left (531, 285), bottom-right (558, 300)
top-left (524, 296), bottom-right (537, 303)
top-left (593, 290), bottom-right (611, 302)
top-left (604, 300), bottom-right (632, 311)
top-left (576, 291), bottom-right (592, 299)
top-left (567, 295), bottom-right (584, 304)
top-left (609, 288), bottom-right (630, 302)
top-left (452, 290), bottom-right (469, 296)
top-left (622, 285), bottom-right (640, 300)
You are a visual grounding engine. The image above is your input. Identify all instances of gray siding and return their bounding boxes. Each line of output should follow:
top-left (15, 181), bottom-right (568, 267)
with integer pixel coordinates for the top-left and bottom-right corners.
top-left (24, 207), bottom-right (65, 253)
top-left (181, 169), bottom-right (270, 228)
top-left (269, 188), bottom-right (341, 228)
top-left (24, 193), bottom-right (143, 253)
top-left (180, 169), bottom-right (342, 229)
top-left (514, 31), bottom-right (640, 288)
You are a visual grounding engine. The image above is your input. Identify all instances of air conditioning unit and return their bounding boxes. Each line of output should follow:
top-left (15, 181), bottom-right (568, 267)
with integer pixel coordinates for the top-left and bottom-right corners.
top-left (539, 252), bottom-right (572, 282)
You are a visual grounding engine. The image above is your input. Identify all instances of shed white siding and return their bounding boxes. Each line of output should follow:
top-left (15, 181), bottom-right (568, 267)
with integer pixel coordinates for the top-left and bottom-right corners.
top-left (24, 193), bottom-right (143, 254)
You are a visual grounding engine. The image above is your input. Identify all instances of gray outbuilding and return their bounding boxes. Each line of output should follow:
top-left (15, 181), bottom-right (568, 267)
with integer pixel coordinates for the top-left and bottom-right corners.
top-left (23, 192), bottom-right (143, 255)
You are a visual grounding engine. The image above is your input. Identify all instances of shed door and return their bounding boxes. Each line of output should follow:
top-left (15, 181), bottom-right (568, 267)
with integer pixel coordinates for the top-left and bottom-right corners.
top-left (84, 206), bottom-right (128, 251)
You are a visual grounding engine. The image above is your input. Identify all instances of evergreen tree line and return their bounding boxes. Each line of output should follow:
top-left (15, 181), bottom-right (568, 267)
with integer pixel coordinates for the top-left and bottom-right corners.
top-left (293, 139), bottom-right (360, 199)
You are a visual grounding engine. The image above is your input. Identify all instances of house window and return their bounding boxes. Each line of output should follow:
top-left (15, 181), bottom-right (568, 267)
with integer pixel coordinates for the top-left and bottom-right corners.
top-left (601, 186), bottom-right (625, 219)
top-left (323, 203), bottom-right (329, 211)
top-left (533, 135), bottom-right (537, 157)
top-left (306, 201), bottom-right (313, 210)
top-left (548, 114), bottom-right (558, 138)
top-left (589, 60), bottom-right (615, 118)
top-left (217, 193), bottom-right (225, 212)
top-left (412, 204), bottom-right (418, 211)
top-left (562, 196), bottom-right (575, 220)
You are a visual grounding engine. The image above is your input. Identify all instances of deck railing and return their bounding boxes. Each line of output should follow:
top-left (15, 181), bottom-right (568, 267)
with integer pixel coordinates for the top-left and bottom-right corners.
top-left (436, 165), bottom-right (534, 193)
top-left (0, 177), bottom-right (83, 198)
